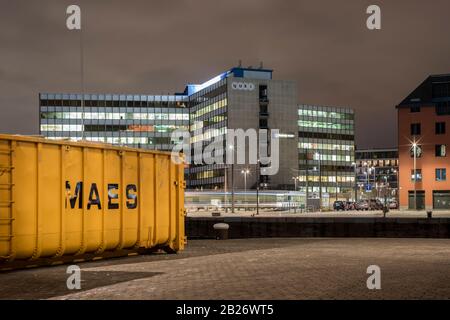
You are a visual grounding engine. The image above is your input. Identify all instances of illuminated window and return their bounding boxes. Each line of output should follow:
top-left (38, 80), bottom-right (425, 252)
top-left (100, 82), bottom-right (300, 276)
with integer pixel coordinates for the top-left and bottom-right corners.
top-left (411, 169), bottom-right (422, 182)
top-left (436, 168), bottom-right (446, 181)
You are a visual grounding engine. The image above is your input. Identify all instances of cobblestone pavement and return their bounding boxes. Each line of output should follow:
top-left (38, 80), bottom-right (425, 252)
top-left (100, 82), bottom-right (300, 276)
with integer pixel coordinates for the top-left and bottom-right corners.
top-left (1, 238), bottom-right (450, 300)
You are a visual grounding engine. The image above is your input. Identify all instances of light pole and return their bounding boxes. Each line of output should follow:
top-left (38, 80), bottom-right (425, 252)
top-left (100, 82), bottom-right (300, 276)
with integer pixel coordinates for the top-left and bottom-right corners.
top-left (305, 149), bottom-right (309, 203)
top-left (229, 145), bottom-right (235, 213)
top-left (393, 168), bottom-right (398, 206)
top-left (256, 159), bottom-right (260, 215)
top-left (224, 165), bottom-right (227, 212)
top-left (335, 167), bottom-right (338, 202)
top-left (352, 162), bottom-right (357, 202)
top-left (371, 166), bottom-right (376, 199)
top-left (363, 161), bottom-right (369, 199)
top-left (241, 169), bottom-right (250, 211)
top-left (292, 176), bottom-right (299, 213)
top-left (315, 152), bottom-right (322, 209)
top-left (292, 176), bottom-right (298, 191)
top-left (412, 142), bottom-right (417, 210)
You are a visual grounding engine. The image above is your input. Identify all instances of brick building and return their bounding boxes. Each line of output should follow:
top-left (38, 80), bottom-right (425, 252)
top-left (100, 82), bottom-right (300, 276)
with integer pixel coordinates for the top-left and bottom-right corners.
top-left (397, 74), bottom-right (450, 210)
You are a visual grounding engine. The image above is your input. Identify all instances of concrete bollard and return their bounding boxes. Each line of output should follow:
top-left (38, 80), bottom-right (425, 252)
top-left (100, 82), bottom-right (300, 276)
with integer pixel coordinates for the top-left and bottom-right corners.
top-left (213, 223), bottom-right (229, 240)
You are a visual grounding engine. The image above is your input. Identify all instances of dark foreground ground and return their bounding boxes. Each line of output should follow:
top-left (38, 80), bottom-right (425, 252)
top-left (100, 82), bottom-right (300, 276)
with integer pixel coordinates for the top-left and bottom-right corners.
top-left (1, 238), bottom-right (449, 300)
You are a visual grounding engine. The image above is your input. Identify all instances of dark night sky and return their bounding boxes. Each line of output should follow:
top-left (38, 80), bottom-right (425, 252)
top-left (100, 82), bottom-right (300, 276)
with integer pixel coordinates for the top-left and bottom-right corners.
top-left (1, 0), bottom-right (450, 149)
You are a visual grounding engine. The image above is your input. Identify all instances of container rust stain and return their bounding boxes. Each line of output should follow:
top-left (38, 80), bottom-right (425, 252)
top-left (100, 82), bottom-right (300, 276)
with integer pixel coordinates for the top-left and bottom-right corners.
top-left (0, 134), bottom-right (185, 269)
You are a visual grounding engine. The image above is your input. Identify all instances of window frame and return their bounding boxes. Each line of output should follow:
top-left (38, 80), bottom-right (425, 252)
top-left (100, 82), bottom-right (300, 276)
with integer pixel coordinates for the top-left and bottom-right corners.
top-left (436, 168), bottom-right (447, 182)
top-left (410, 123), bottom-right (421, 136)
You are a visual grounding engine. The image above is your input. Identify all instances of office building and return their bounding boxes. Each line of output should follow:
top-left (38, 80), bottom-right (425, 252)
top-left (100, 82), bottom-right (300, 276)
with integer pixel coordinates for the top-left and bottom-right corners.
top-left (297, 104), bottom-right (355, 206)
top-left (39, 94), bottom-right (189, 150)
top-left (187, 67), bottom-right (298, 190)
top-left (397, 74), bottom-right (450, 210)
top-left (355, 148), bottom-right (398, 201)
top-left (39, 65), bottom-right (355, 194)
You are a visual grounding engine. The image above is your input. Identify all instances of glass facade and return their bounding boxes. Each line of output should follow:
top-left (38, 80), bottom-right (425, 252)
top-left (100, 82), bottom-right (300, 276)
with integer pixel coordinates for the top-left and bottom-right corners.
top-left (38, 67), bottom-right (357, 194)
top-left (297, 104), bottom-right (355, 201)
top-left (187, 78), bottom-right (228, 188)
top-left (355, 149), bottom-right (398, 201)
top-left (39, 93), bottom-right (189, 151)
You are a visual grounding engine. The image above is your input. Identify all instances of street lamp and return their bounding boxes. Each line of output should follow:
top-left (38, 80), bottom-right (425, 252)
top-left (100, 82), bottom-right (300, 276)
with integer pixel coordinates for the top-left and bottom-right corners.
top-left (392, 168), bottom-right (398, 206)
top-left (363, 161), bottom-right (370, 199)
top-left (241, 169), bottom-right (250, 211)
top-left (352, 162), bottom-right (357, 202)
top-left (256, 159), bottom-right (261, 215)
top-left (224, 164), bottom-right (228, 212)
top-left (412, 142), bottom-right (417, 210)
top-left (315, 152), bottom-right (322, 209)
top-left (292, 176), bottom-right (299, 191)
top-left (371, 166), bottom-right (376, 199)
top-left (229, 145), bottom-right (235, 213)
top-left (291, 176), bottom-right (300, 213)
top-left (383, 175), bottom-right (389, 208)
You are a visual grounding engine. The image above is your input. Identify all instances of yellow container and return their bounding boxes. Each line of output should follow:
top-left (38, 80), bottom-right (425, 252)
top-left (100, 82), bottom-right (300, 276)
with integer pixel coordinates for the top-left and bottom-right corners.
top-left (0, 134), bottom-right (185, 268)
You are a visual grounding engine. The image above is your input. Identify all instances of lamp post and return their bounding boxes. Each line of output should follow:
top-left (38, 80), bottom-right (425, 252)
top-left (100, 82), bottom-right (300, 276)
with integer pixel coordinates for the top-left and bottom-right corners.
top-left (335, 167), bottom-right (338, 202)
top-left (412, 142), bottom-right (417, 210)
top-left (229, 145), bottom-right (235, 213)
top-left (224, 165), bottom-right (228, 212)
top-left (363, 161), bottom-right (369, 199)
top-left (256, 159), bottom-right (260, 215)
top-left (393, 168), bottom-right (398, 206)
top-left (305, 148), bottom-right (309, 203)
top-left (315, 152), bottom-right (322, 209)
top-left (352, 162), bottom-right (357, 202)
top-left (292, 176), bottom-right (298, 191)
top-left (365, 162), bottom-right (369, 185)
top-left (292, 176), bottom-right (299, 213)
top-left (241, 169), bottom-right (250, 211)
top-left (371, 166), bottom-right (376, 199)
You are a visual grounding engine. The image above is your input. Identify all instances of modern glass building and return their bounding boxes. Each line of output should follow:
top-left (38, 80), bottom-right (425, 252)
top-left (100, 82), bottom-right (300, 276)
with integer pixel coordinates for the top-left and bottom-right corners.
top-left (187, 74), bottom-right (229, 188)
top-left (39, 66), bottom-right (356, 195)
top-left (39, 94), bottom-right (189, 150)
top-left (185, 67), bottom-right (299, 190)
top-left (297, 104), bottom-right (355, 205)
top-left (355, 148), bottom-right (398, 201)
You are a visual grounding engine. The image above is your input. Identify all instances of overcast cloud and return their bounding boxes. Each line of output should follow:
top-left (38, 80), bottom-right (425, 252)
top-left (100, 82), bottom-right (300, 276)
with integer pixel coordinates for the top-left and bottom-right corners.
top-left (1, 0), bottom-right (450, 148)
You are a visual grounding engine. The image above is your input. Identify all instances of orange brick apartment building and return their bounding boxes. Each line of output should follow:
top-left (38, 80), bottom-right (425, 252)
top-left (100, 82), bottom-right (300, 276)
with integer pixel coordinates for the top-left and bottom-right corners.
top-left (397, 74), bottom-right (450, 210)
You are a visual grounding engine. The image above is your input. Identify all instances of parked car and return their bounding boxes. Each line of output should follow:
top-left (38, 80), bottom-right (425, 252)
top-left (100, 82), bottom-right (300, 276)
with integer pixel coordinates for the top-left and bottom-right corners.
top-left (356, 200), bottom-right (369, 211)
top-left (369, 199), bottom-right (384, 210)
top-left (345, 201), bottom-right (356, 210)
top-left (389, 200), bottom-right (398, 209)
top-left (333, 201), bottom-right (346, 211)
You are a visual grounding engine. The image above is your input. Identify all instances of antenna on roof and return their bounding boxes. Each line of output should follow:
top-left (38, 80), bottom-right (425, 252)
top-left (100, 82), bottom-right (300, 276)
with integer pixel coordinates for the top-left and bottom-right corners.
top-left (238, 60), bottom-right (242, 68)
top-left (259, 61), bottom-right (264, 69)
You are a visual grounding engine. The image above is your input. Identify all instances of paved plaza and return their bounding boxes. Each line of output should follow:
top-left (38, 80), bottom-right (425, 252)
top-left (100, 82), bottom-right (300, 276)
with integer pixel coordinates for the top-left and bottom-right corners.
top-left (1, 238), bottom-right (449, 300)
